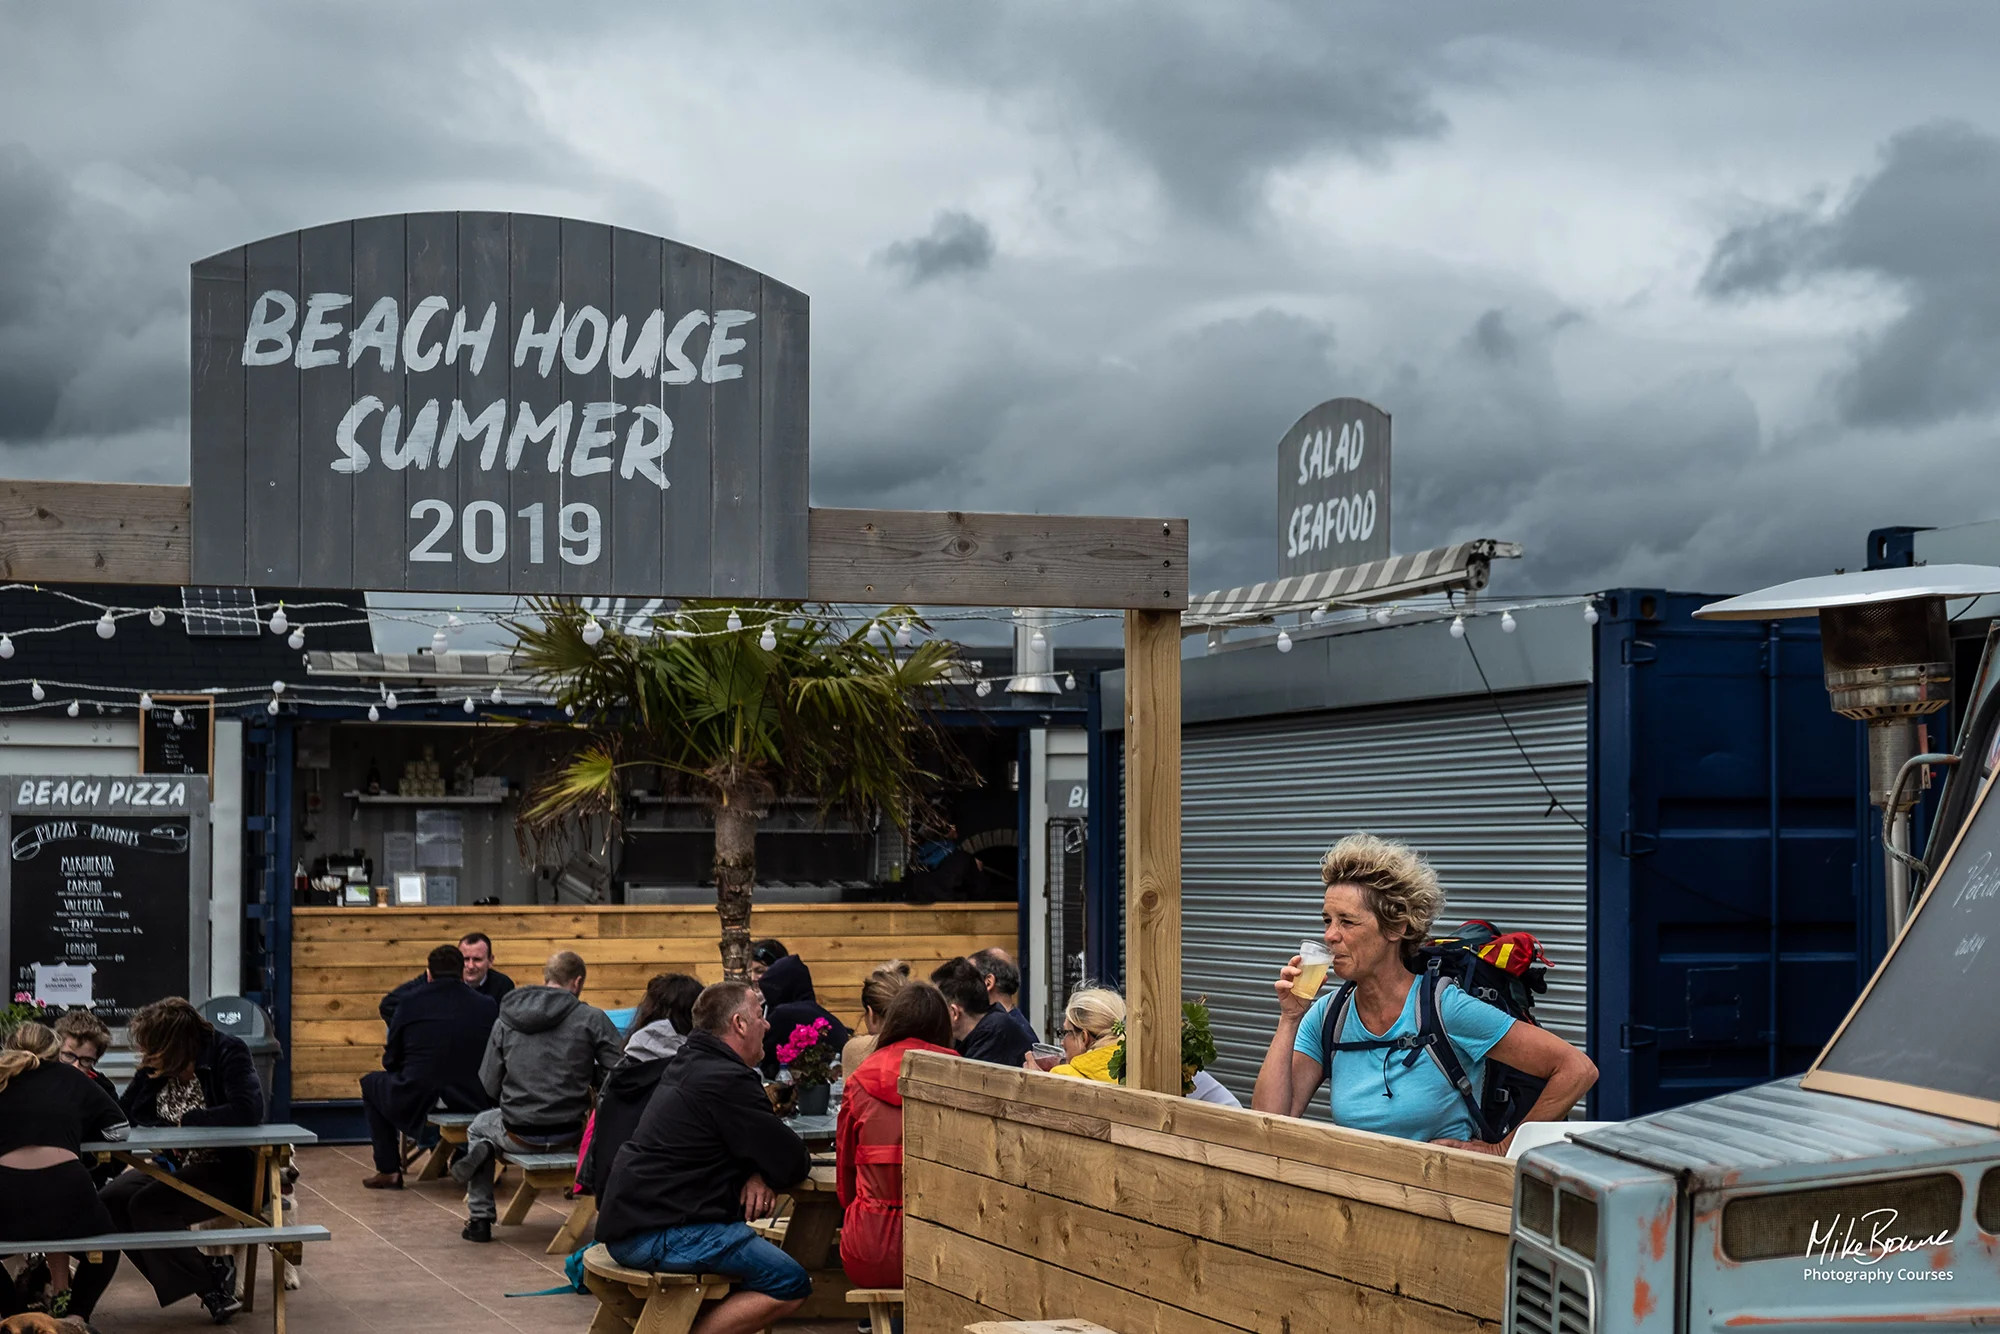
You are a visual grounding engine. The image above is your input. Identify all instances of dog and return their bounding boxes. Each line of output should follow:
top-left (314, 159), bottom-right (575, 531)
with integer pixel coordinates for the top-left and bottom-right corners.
top-left (0, 1313), bottom-right (100, 1334)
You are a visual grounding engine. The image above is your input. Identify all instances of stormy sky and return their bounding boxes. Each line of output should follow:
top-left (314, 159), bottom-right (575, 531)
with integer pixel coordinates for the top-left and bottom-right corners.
top-left (4, 3), bottom-right (2000, 601)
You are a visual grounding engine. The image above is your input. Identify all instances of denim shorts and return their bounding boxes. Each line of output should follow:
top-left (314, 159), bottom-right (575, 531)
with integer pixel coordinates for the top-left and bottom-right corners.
top-left (606, 1221), bottom-right (811, 1300)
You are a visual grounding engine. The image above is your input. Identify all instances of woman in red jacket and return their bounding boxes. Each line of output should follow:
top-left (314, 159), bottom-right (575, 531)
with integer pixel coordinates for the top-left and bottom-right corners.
top-left (837, 981), bottom-right (958, 1290)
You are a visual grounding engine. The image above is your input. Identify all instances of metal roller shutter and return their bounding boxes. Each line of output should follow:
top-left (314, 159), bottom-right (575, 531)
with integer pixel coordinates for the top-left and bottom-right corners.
top-left (1178, 687), bottom-right (1588, 1104)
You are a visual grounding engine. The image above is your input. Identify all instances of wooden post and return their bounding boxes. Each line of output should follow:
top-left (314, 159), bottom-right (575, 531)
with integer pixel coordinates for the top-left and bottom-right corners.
top-left (1122, 608), bottom-right (1182, 1094)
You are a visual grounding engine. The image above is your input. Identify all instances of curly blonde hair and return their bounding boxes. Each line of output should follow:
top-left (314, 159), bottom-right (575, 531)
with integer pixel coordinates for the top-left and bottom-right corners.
top-left (1319, 833), bottom-right (1444, 958)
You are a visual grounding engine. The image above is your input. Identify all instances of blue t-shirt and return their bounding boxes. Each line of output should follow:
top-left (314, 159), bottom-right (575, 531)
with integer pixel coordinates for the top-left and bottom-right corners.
top-left (1292, 981), bottom-right (1515, 1143)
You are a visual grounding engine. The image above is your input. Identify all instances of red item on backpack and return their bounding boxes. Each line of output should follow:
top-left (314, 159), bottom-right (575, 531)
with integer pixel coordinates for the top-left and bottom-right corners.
top-left (1475, 931), bottom-right (1550, 977)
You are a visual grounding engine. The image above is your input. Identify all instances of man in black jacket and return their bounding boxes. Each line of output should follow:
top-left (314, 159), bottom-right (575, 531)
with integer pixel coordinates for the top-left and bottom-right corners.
top-left (358, 943), bottom-right (498, 1188)
top-left (378, 930), bottom-right (514, 1025)
top-left (599, 981), bottom-right (812, 1333)
top-left (932, 957), bottom-right (1034, 1068)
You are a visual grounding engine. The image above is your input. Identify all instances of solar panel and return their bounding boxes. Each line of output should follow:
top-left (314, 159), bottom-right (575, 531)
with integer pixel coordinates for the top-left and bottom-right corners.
top-left (180, 586), bottom-right (261, 638)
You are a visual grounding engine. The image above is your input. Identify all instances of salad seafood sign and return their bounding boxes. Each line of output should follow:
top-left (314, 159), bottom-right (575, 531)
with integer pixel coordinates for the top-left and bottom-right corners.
top-left (190, 211), bottom-right (809, 599)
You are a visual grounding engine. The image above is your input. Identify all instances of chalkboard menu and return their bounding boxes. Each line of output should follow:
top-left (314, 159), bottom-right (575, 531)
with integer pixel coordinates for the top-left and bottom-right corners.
top-left (1807, 779), bottom-right (2000, 1125)
top-left (0, 775), bottom-right (210, 1022)
top-left (140, 695), bottom-right (215, 777)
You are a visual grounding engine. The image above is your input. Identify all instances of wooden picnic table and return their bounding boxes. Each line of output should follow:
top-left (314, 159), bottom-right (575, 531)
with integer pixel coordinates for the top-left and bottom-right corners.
top-left (788, 1112), bottom-right (837, 1147)
top-left (775, 1163), bottom-right (841, 1270)
top-left (82, 1123), bottom-right (320, 1318)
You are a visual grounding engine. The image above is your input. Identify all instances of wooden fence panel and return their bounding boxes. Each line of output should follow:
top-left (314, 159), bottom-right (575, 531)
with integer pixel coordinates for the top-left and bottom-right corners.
top-left (899, 1052), bottom-right (1509, 1334)
top-left (288, 903), bottom-right (1015, 1100)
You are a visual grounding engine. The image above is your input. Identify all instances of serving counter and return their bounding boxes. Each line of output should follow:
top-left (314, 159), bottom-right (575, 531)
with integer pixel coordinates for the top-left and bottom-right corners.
top-left (288, 902), bottom-right (1017, 1101)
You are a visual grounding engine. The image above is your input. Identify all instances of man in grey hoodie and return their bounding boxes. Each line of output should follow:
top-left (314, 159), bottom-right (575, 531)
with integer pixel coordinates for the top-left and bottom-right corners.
top-left (454, 949), bottom-right (622, 1242)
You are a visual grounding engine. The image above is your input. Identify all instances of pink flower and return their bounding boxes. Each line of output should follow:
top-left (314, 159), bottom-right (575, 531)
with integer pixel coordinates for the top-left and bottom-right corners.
top-left (11, 992), bottom-right (31, 1004)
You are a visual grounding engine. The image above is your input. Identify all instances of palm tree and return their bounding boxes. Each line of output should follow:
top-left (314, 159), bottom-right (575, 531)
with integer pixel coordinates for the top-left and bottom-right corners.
top-left (511, 600), bottom-right (961, 979)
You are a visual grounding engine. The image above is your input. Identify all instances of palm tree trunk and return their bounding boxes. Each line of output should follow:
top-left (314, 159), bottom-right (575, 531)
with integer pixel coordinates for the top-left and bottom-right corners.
top-left (714, 796), bottom-right (758, 980)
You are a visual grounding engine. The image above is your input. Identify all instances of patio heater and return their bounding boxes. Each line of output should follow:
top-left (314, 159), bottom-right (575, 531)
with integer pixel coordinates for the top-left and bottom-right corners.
top-left (1695, 565), bottom-right (2000, 935)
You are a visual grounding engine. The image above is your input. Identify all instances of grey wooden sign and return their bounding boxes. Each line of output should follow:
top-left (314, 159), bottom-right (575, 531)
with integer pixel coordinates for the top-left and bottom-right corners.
top-left (190, 212), bottom-right (809, 598)
top-left (1276, 397), bottom-right (1390, 578)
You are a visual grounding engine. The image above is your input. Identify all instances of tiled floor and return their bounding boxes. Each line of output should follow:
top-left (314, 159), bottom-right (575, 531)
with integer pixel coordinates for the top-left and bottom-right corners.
top-left (88, 1145), bottom-right (859, 1334)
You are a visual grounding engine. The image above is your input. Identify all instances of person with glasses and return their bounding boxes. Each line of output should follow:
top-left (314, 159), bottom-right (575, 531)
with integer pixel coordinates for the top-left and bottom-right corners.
top-left (54, 1011), bottom-right (118, 1101)
top-left (1044, 988), bottom-right (1125, 1082)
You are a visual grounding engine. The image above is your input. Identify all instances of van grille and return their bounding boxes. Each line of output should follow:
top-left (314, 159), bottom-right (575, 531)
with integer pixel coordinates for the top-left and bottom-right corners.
top-left (1513, 1245), bottom-right (1593, 1334)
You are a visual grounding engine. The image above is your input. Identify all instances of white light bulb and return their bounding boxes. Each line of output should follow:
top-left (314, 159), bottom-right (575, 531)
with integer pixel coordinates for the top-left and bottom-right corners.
top-left (1064, 672), bottom-right (1077, 691)
top-left (272, 679), bottom-right (286, 695)
top-left (1450, 615), bottom-right (1466, 639)
top-left (269, 606), bottom-right (288, 635)
top-left (1030, 629), bottom-right (1048, 653)
top-left (726, 610), bottom-right (743, 633)
top-left (431, 627), bottom-right (449, 655)
top-left (67, 700), bottom-right (80, 717)
top-left (149, 606), bottom-right (166, 627)
top-left (172, 709), bottom-right (184, 727)
top-left (31, 681), bottom-right (44, 702)
top-left (565, 703), bottom-right (575, 717)
top-left (1276, 630), bottom-right (1293, 653)
top-left (490, 684), bottom-right (503, 703)
top-left (894, 623), bottom-right (913, 648)
top-left (1310, 607), bottom-right (1328, 624)
top-left (0, 635), bottom-right (13, 660)
top-left (367, 705), bottom-right (380, 722)
top-left (759, 626), bottom-right (777, 652)
top-left (385, 692), bottom-right (398, 711)
top-left (96, 611), bottom-right (115, 639)
top-left (1583, 602), bottom-right (1600, 627)
top-left (288, 627), bottom-right (305, 651)
top-left (975, 680), bottom-right (992, 697)
top-left (140, 692), bottom-right (153, 710)
top-left (464, 697), bottom-right (477, 714)
top-left (267, 697), bottom-right (279, 715)
top-left (581, 618), bottom-right (604, 647)
top-left (1372, 607), bottom-right (1391, 626)
top-left (1501, 611), bottom-right (1517, 634)
top-left (447, 614), bottom-right (463, 631)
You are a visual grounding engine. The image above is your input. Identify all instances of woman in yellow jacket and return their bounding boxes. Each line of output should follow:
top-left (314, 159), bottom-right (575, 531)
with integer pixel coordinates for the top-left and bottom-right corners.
top-left (1045, 988), bottom-right (1125, 1081)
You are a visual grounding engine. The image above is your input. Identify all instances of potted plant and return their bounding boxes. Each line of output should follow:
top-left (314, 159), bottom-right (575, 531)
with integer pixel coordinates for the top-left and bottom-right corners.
top-left (3, 991), bottom-right (54, 1041)
top-left (777, 1017), bottom-right (839, 1116)
top-left (1106, 997), bottom-right (1220, 1095)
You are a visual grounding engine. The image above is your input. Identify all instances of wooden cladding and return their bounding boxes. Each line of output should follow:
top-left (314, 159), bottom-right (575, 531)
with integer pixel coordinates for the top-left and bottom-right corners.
top-left (0, 482), bottom-right (1190, 610)
top-left (899, 1052), bottom-right (1512, 1334)
top-left (288, 903), bottom-right (1016, 1102)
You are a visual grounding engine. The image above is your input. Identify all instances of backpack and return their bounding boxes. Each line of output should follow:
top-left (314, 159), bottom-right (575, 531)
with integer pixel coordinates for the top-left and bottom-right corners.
top-left (1315, 920), bottom-right (1550, 1144)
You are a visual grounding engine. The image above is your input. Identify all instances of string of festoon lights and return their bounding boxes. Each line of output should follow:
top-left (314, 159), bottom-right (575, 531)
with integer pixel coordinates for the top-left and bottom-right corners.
top-left (0, 586), bottom-right (1110, 714)
top-left (1261, 594), bottom-right (1602, 654)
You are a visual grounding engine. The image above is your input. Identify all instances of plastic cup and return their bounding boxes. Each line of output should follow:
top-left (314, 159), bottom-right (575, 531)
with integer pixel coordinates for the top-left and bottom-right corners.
top-left (1030, 1042), bottom-right (1064, 1071)
top-left (1292, 939), bottom-right (1332, 999)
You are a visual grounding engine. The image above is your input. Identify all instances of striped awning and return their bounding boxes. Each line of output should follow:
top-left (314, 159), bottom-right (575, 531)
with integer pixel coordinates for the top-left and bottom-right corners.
top-left (1183, 539), bottom-right (1522, 630)
top-left (303, 651), bottom-right (528, 682)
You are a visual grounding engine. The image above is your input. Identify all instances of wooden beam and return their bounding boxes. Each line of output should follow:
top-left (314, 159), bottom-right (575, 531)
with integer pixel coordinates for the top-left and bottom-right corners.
top-left (0, 481), bottom-right (190, 584)
top-left (808, 508), bottom-right (1187, 609)
top-left (1123, 608), bottom-right (1182, 1094)
top-left (0, 482), bottom-right (1190, 612)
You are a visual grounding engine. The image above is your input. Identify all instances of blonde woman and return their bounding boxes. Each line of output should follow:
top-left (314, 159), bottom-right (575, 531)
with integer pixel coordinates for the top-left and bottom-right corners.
top-left (1251, 833), bottom-right (1596, 1154)
top-left (841, 961), bottom-right (911, 1073)
top-left (0, 1022), bottom-right (128, 1321)
top-left (1037, 988), bottom-right (1125, 1082)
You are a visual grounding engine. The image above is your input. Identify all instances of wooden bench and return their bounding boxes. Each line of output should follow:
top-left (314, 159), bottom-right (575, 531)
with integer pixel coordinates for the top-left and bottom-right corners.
top-left (579, 1243), bottom-right (732, 1334)
top-left (847, 1287), bottom-right (903, 1334)
top-left (965, 1323), bottom-right (1122, 1334)
top-left (0, 1225), bottom-right (331, 1334)
top-left (413, 1111), bottom-right (478, 1182)
top-left (497, 1149), bottom-right (581, 1230)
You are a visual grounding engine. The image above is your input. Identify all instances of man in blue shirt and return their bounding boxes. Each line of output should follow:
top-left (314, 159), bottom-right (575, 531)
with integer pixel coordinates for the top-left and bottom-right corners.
top-left (969, 947), bottom-right (1040, 1046)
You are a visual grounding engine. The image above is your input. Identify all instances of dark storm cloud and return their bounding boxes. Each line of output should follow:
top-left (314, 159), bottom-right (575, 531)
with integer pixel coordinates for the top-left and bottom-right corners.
top-left (1704, 120), bottom-right (2000, 427)
top-left (879, 211), bottom-right (996, 285)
